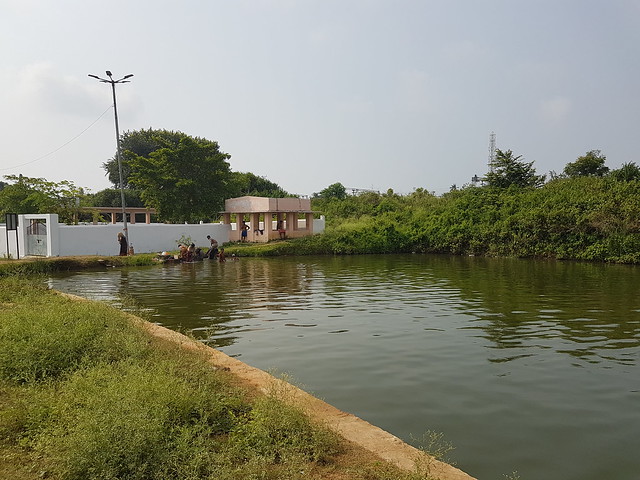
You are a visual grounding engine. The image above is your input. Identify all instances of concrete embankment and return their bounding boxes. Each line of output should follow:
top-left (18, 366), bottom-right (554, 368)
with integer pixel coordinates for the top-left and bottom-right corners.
top-left (140, 320), bottom-right (477, 480)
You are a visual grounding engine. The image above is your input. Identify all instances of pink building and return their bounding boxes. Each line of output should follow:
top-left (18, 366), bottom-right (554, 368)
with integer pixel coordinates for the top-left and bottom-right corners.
top-left (221, 196), bottom-right (317, 243)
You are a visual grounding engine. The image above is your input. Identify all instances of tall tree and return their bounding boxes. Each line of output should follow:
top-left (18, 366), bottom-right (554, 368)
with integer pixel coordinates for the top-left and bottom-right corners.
top-left (102, 129), bottom-right (189, 188)
top-left (484, 149), bottom-right (545, 188)
top-left (127, 135), bottom-right (233, 223)
top-left (563, 150), bottom-right (609, 177)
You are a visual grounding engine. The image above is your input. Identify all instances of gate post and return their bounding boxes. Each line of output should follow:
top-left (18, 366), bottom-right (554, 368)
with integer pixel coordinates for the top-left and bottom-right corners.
top-left (5, 213), bottom-right (18, 259)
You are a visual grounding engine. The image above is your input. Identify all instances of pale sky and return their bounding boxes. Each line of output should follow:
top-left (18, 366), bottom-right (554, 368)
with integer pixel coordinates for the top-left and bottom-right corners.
top-left (1, 0), bottom-right (639, 196)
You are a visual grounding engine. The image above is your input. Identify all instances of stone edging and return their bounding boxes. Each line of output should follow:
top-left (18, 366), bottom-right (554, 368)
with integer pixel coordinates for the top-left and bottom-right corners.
top-left (140, 321), bottom-right (477, 480)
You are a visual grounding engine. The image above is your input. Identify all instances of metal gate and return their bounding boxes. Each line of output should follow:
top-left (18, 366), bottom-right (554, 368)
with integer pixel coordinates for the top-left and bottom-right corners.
top-left (26, 219), bottom-right (48, 256)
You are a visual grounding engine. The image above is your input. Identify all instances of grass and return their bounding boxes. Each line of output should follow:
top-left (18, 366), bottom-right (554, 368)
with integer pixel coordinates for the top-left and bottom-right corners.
top-left (0, 275), bottom-right (442, 479)
top-left (0, 254), bottom-right (157, 277)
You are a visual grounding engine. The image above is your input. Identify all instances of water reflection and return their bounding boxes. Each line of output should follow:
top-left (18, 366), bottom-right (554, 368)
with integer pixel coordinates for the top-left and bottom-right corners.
top-left (425, 256), bottom-right (640, 366)
top-left (50, 255), bottom-right (640, 367)
top-left (48, 255), bottom-right (640, 480)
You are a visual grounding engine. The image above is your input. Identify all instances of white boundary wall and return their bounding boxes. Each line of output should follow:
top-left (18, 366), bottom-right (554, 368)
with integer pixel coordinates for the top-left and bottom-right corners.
top-left (1, 214), bottom-right (231, 258)
top-left (1, 214), bottom-right (325, 258)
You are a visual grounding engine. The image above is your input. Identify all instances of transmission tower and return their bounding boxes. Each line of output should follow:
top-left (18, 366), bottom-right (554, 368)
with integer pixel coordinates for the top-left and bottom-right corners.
top-left (488, 131), bottom-right (496, 172)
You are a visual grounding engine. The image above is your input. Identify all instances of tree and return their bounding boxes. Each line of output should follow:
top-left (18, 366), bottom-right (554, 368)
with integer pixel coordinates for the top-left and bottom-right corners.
top-left (563, 150), bottom-right (609, 177)
top-left (610, 161), bottom-right (640, 182)
top-left (0, 175), bottom-right (85, 223)
top-left (314, 182), bottom-right (348, 200)
top-left (102, 129), bottom-right (190, 188)
top-left (127, 135), bottom-right (233, 223)
top-left (484, 149), bottom-right (545, 188)
top-left (230, 172), bottom-right (289, 198)
top-left (86, 188), bottom-right (145, 208)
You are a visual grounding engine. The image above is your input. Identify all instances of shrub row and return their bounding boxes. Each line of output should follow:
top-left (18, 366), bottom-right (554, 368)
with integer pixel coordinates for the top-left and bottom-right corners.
top-left (302, 178), bottom-right (640, 263)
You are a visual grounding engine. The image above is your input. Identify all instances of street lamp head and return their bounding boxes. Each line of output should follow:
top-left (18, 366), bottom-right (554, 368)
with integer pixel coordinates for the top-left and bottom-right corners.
top-left (88, 74), bottom-right (100, 80)
top-left (124, 74), bottom-right (134, 79)
top-left (106, 70), bottom-right (113, 77)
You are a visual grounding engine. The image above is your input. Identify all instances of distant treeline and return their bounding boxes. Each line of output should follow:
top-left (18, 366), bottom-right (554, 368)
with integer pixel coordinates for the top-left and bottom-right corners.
top-left (304, 177), bottom-right (640, 264)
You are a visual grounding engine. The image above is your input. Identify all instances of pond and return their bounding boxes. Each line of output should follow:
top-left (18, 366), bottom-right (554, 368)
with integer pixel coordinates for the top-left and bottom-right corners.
top-left (48, 254), bottom-right (640, 480)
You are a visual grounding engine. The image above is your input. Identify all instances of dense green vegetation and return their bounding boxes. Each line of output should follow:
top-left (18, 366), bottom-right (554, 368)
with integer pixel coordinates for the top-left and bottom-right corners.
top-left (0, 276), bottom-right (438, 480)
top-left (0, 175), bottom-right (86, 224)
top-left (224, 176), bottom-right (640, 264)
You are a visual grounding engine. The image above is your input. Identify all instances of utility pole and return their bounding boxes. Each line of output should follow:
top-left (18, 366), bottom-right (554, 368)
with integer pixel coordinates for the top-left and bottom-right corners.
top-left (88, 71), bottom-right (134, 246)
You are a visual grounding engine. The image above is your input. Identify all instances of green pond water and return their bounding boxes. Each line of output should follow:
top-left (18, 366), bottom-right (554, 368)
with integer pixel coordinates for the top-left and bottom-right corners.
top-left (48, 254), bottom-right (640, 480)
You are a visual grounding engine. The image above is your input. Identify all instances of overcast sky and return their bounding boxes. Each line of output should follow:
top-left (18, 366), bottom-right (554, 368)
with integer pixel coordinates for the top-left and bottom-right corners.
top-left (1, 0), bottom-right (639, 196)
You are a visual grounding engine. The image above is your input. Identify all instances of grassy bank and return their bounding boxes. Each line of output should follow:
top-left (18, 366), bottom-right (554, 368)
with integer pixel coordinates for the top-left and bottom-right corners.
top-left (0, 254), bottom-right (157, 276)
top-left (0, 275), bottom-right (438, 480)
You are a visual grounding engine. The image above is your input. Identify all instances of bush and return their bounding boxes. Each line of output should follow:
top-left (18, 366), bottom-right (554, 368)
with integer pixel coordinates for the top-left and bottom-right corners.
top-left (0, 281), bottom-right (149, 384)
top-left (34, 359), bottom-right (247, 480)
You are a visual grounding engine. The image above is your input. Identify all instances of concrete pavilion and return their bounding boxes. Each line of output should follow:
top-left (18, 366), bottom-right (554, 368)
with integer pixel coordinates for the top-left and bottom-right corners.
top-left (221, 196), bottom-right (316, 243)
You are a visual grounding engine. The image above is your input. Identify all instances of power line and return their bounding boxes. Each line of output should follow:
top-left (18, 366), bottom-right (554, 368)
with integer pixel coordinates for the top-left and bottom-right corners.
top-left (0, 105), bottom-right (113, 172)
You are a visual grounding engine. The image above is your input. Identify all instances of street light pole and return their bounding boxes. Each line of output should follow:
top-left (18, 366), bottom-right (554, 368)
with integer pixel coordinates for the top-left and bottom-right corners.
top-left (88, 71), bottom-right (134, 248)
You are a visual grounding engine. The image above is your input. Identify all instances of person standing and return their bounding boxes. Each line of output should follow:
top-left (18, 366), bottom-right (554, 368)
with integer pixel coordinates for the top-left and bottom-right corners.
top-left (241, 221), bottom-right (249, 242)
top-left (117, 232), bottom-right (128, 256)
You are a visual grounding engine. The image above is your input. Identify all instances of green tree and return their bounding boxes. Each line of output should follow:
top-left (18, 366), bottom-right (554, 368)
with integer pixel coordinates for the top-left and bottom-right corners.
top-left (314, 183), bottom-right (348, 200)
top-left (610, 162), bottom-right (640, 182)
top-left (563, 150), bottom-right (609, 177)
top-left (484, 149), bottom-right (545, 188)
top-left (0, 175), bottom-right (85, 223)
top-left (230, 172), bottom-right (289, 197)
top-left (86, 188), bottom-right (145, 208)
top-left (128, 136), bottom-right (232, 223)
top-left (102, 129), bottom-right (190, 188)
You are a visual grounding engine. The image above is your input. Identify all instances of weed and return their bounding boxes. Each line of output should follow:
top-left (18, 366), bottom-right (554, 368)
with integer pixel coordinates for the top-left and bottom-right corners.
top-left (409, 430), bottom-right (456, 478)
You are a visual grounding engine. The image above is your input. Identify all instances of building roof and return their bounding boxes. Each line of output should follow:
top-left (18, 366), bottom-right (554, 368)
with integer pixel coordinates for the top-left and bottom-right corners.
top-left (222, 196), bottom-right (312, 213)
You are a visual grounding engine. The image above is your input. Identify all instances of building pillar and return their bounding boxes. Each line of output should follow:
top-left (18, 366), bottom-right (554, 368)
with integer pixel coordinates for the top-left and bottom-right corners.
top-left (267, 213), bottom-right (276, 241)
top-left (288, 212), bottom-right (296, 232)
top-left (305, 212), bottom-right (314, 234)
top-left (250, 212), bottom-right (261, 241)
